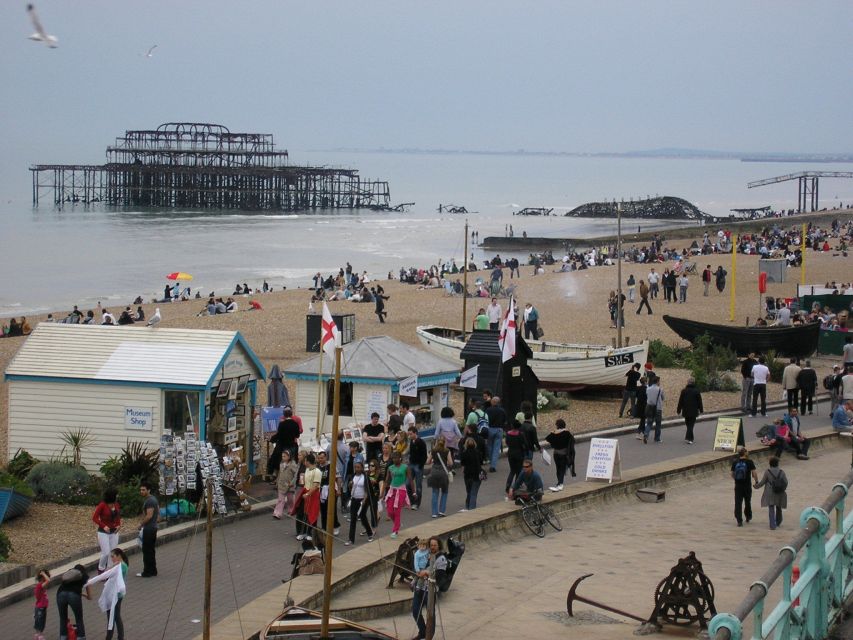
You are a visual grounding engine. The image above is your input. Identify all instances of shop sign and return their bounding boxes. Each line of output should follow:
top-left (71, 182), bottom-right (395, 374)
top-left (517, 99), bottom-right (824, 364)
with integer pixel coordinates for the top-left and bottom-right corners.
top-left (585, 438), bottom-right (621, 483)
top-left (125, 406), bottom-right (154, 431)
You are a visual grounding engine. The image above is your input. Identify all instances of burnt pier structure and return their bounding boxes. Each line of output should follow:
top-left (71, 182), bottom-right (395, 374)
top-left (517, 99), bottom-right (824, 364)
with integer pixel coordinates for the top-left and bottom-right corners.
top-left (30, 122), bottom-right (391, 210)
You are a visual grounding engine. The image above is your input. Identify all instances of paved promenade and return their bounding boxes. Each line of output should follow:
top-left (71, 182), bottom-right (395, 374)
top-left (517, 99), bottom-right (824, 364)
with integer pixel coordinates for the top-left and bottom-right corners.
top-left (0, 399), bottom-right (844, 639)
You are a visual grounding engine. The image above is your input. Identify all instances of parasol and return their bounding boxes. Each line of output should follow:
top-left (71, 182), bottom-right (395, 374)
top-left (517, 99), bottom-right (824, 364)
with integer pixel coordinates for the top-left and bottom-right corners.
top-left (166, 272), bottom-right (193, 281)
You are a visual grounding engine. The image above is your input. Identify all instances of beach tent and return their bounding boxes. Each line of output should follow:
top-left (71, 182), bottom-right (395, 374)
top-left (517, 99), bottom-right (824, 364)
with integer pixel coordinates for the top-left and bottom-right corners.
top-left (284, 336), bottom-right (461, 441)
top-left (4, 324), bottom-right (265, 472)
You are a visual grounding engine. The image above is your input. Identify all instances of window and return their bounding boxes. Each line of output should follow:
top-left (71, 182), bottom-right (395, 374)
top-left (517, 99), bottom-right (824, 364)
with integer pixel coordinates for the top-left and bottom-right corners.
top-left (164, 391), bottom-right (200, 436)
top-left (326, 380), bottom-right (353, 417)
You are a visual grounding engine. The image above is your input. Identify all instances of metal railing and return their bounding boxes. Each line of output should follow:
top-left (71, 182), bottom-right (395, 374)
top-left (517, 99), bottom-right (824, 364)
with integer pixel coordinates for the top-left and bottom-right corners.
top-left (709, 468), bottom-right (853, 640)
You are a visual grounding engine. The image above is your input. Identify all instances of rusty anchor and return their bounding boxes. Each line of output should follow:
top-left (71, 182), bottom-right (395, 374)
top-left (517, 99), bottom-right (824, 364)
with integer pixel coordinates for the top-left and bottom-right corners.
top-left (566, 573), bottom-right (647, 623)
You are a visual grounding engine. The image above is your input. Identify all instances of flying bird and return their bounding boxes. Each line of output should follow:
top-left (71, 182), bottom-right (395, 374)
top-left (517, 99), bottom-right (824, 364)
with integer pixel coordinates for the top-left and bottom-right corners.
top-left (145, 44), bottom-right (157, 58)
top-left (27, 4), bottom-right (58, 48)
top-left (147, 308), bottom-right (161, 327)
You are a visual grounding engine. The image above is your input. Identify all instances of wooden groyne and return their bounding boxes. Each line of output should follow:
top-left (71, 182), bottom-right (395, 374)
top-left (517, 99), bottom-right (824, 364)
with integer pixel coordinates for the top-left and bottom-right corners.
top-left (30, 122), bottom-right (391, 211)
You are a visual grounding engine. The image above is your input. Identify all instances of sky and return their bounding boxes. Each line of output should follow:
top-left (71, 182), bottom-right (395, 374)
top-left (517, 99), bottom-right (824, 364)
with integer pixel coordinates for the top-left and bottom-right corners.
top-left (1, 0), bottom-right (852, 186)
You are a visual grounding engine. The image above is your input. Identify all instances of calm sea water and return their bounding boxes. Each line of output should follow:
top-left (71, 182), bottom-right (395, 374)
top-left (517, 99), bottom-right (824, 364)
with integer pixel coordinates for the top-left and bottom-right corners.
top-left (1, 152), bottom-right (851, 317)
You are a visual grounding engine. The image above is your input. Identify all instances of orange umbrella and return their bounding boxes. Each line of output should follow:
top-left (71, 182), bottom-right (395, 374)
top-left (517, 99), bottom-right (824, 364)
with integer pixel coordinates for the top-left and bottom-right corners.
top-left (166, 272), bottom-right (193, 281)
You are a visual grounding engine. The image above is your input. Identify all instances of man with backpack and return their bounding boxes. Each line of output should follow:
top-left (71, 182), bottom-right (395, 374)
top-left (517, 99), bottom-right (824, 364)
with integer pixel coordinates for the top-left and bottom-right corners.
top-left (731, 447), bottom-right (759, 527)
top-left (465, 398), bottom-right (490, 441)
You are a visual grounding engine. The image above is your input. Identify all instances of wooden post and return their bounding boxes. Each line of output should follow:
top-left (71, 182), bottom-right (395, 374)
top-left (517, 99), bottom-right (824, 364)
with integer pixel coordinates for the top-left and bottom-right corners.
top-left (320, 343), bottom-right (343, 638)
top-left (203, 480), bottom-right (213, 640)
top-left (462, 220), bottom-right (469, 341)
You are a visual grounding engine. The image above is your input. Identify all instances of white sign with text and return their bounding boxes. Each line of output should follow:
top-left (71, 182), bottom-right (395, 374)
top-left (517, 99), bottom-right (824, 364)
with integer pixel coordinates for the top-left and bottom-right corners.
top-left (125, 406), bottom-right (154, 431)
top-left (585, 437), bottom-right (621, 483)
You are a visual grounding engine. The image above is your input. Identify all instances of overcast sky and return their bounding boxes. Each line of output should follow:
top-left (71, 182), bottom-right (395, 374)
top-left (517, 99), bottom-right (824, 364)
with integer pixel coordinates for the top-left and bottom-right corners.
top-left (1, 0), bottom-right (851, 183)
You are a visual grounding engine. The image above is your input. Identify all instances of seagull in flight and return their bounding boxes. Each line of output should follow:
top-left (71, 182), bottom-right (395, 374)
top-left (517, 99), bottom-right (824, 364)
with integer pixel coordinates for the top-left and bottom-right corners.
top-left (27, 4), bottom-right (58, 48)
top-left (145, 44), bottom-right (157, 58)
top-left (147, 308), bottom-right (161, 327)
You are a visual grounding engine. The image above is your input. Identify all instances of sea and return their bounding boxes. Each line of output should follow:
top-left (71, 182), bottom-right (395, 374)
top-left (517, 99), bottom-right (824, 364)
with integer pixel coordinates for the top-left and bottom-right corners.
top-left (1, 151), bottom-right (851, 318)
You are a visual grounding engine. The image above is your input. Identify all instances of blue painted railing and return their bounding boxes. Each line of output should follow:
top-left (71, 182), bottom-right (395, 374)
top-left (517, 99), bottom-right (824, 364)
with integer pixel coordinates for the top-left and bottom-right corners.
top-left (709, 468), bottom-right (853, 640)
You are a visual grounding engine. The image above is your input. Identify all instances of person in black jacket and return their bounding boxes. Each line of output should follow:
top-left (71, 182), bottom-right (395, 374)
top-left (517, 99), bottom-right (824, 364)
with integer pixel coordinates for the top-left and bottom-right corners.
top-left (545, 419), bottom-right (576, 492)
top-left (634, 376), bottom-right (648, 440)
top-left (268, 408), bottom-right (301, 477)
top-left (504, 422), bottom-right (526, 494)
top-left (796, 360), bottom-right (818, 415)
top-left (407, 426), bottom-right (427, 509)
top-left (519, 412), bottom-right (540, 460)
top-left (676, 378), bottom-right (704, 444)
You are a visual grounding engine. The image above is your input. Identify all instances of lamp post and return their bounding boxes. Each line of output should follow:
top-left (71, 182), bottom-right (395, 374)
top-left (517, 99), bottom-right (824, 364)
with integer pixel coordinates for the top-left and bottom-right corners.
top-left (616, 200), bottom-right (623, 348)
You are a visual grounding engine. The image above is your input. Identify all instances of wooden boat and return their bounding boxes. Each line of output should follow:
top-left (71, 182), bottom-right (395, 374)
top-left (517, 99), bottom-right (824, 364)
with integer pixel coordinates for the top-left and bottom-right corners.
top-left (261, 605), bottom-right (396, 639)
top-left (416, 325), bottom-right (649, 389)
top-left (0, 487), bottom-right (32, 524)
top-left (662, 315), bottom-right (820, 357)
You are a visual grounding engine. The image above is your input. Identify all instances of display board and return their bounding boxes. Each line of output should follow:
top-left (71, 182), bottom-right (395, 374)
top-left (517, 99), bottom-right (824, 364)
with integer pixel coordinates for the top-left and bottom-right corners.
top-left (585, 437), bottom-right (621, 483)
top-left (713, 417), bottom-right (745, 452)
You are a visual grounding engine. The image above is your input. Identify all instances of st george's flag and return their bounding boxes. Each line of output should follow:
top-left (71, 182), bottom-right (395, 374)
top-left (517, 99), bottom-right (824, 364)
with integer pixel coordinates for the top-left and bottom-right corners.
top-left (498, 296), bottom-right (516, 363)
top-left (321, 302), bottom-right (341, 364)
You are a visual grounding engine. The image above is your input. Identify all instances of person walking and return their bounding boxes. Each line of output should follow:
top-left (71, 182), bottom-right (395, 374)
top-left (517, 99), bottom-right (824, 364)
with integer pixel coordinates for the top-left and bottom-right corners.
top-left (702, 264), bottom-right (712, 296)
top-left (273, 449), bottom-right (298, 520)
top-left (486, 297), bottom-right (502, 331)
top-left (84, 548), bottom-right (128, 640)
top-left (715, 266), bottom-right (727, 293)
top-left (485, 396), bottom-right (508, 472)
top-left (634, 375), bottom-right (648, 440)
top-left (317, 451), bottom-right (341, 536)
top-left (545, 419), bottom-right (576, 491)
top-left (92, 488), bottom-right (122, 574)
top-left (626, 274), bottom-right (636, 303)
top-left (676, 378), bottom-right (704, 444)
top-left (754, 456), bottom-right (788, 530)
top-left (618, 363), bottom-right (641, 418)
top-left (740, 353), bottom-right (756, 414)
top-left (345, 461), bottom-right (374, 545)
top-left (504, 421), bottom-right (526, 496)
top-left (407, 426), bottom-right (426, 510)
top-left (382, 452), bottom-right (412, 538)
top-left (648, 268), bottom-right (660, 299)
top-left (751, 355), bottom-right (770, 417)
top-left (299, 453), bottom-right (322, 541)
top-left (33, 569), bottom-right (50, 640)
top-left (644, 375), bottom-right (664, 443)
top-left (636, 279), bottom-right (653, 315)
top-left (782, 358), bottom-right (802, 412)
top-left (426, 437), bottom-right (453, 518)
top-left (268, 408), bottom-right (300, 478)
top-left (731, 446), bottom-right (759, 527)
top-left (459, 438), bottom-right (483, 511)
top-left (57, 564), bottom-right (91, 640)
top-left (136, 481), bottom-right (159, 578)
top-left (435, 406), bottom-right (462, 461)
top-left (796, 359), bottom-right (818, 415)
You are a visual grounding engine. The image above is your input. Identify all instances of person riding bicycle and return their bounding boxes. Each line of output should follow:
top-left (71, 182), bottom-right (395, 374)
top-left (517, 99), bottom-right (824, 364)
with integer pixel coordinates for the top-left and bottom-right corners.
top-left (507, 459), bottom-right (544, 504)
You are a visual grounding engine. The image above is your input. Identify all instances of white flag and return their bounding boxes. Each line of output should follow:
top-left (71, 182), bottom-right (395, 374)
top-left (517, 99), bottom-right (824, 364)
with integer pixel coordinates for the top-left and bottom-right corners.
top-left (498, 296), bottom-right (517, 363)
top-left (459, 365), bottom-right (479, 389)
top-left (399, 375), bottom-right (418, 398)
top-left (321, 302), bottom-right (340, 365)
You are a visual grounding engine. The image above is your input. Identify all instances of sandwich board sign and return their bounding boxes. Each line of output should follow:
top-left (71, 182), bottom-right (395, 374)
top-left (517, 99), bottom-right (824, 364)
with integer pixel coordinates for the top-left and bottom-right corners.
top-left (713, 417), bottom-right (745, 452)
top-left (585, 437), bottom-right (621, 483)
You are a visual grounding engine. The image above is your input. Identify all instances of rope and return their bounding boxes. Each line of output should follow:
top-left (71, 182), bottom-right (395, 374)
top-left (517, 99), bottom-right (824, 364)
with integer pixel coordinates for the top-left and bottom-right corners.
top-left (159, 505), bottom-right (206, 640)
top-left (218, 519), bottom-right (247, 640)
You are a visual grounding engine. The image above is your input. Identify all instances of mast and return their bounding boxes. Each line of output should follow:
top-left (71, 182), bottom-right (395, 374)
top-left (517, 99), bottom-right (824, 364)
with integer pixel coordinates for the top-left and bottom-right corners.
top-left (320, 337), bottom-right (343, 638)
top-left (203, 480), bottom-right (213, 640)
top-left (462, 219), bottom-right (469, 340)
top-left (616, 200), bottom-right (623, 348)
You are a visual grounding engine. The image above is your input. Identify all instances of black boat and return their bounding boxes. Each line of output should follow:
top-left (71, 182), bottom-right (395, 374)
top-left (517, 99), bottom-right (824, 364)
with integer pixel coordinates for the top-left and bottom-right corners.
top-left (662, 315), bottom-right (820, 358)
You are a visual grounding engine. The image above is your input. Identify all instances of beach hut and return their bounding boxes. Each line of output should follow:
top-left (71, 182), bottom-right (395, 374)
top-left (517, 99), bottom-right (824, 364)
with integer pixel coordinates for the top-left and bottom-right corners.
top-left (4, 324), bottom-right (266, 472)
top-left (284, 336), bottom-right (461, 440)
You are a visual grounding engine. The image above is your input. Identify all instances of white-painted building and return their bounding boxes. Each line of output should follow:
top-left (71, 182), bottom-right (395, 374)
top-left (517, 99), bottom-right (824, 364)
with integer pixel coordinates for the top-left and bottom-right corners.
top-left (4, 324), bottom-right (265, 471)
top-left (284, 335), bottom-right (461, 441)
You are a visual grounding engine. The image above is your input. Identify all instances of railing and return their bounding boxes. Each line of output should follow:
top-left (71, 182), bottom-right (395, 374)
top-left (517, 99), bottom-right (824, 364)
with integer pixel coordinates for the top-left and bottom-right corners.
top-left (709, 468), bottom-right (853, 640)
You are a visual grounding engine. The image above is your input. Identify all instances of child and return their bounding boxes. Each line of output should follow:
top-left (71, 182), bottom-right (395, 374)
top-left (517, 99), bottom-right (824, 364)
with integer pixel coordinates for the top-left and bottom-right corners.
top-left (33, 569), bottom-right (50, 640)
top-left (413, 539), bottom-right (429, 577)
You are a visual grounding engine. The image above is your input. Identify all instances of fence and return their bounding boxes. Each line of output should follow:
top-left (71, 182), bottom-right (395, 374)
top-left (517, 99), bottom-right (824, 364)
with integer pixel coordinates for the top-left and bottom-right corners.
top-left (709, 468), bottom-right (853, 640)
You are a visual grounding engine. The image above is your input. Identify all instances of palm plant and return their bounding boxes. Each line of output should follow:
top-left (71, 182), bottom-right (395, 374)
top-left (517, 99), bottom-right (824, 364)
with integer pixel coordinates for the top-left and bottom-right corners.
top-left (60, 427), bottom-right (96, 468)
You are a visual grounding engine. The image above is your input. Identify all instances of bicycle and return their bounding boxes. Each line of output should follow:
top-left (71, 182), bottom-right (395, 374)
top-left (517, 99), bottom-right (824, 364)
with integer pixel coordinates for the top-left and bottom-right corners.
top-left (516, 493), bottom-right (562, 538)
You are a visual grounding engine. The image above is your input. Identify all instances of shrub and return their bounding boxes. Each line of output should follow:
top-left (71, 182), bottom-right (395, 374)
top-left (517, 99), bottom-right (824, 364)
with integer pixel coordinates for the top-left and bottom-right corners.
top-left (59, 428), bottom-right (96, 468)
top-left (648, 340), bottom-right (688, 368)
top-left (7, 449), bottom-right (38, 480)
top-left (108, 441), bottom-right (160, 487)
top-left (26, 462), bottom-right (90, 504)
top-left (117, 476), bottom-right (146, 516)
top-left (0, 471), bottom-right (34, 498)
top-left (0, 528), bottom-right (11, 561)
top-left (537, 390), bottom-right (570, 412)
top-left (764, 350), bottom-right (785, 383)
top-left (100, 456), bottom-right (123, 487)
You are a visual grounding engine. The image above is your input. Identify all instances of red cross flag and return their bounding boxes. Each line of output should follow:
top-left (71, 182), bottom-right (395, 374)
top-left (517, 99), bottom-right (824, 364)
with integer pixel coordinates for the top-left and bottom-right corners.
top-left (321, 302), bottom-right (340, 364)
top-left (498, 296), bottom-right (516, 363)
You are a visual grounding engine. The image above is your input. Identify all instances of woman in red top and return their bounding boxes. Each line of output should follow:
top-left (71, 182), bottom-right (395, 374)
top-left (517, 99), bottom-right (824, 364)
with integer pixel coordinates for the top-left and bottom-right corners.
top-left (92, 488), bottom-right (122, 573)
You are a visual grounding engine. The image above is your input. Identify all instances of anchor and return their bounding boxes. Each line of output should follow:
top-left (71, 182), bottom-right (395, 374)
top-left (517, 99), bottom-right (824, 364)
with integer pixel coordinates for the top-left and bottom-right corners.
top-left (566, 573), bottom-right (647, 623)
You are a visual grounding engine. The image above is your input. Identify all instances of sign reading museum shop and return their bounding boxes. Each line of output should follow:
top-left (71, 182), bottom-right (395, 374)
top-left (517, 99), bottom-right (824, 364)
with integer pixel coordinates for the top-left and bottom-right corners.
top-left (125, 406), bottom-right (154, 431)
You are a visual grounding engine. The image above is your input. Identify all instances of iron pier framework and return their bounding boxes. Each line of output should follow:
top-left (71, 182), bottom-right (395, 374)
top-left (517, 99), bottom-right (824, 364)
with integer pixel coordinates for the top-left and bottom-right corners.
top-left (30, 122), bottom-right (391, 210)
top-left (747, 171), bottom-right (853, 213)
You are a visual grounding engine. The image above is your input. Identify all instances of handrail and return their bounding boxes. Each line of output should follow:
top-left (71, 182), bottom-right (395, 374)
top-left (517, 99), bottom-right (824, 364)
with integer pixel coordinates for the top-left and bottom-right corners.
top-left (710, 468), bottom-right (853, 640)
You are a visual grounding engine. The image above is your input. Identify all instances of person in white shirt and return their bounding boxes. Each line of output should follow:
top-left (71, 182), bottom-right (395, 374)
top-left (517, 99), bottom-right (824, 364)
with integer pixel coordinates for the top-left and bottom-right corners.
top-left (843, 337), bottom-right (853, 370)
top-left (776, 305), bottom-right (791, 327)
top-left (648, 269), bottom-right (660, 299)
top-left (486, 298), bottom-right (502, 331)
top-left (401, 402), bottom-right (416, 431)
top-left (751, 355), bottom-right (771, 416)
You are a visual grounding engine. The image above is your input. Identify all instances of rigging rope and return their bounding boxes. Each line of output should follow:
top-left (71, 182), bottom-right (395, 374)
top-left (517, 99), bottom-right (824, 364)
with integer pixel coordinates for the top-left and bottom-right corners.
top-left (159, 505), bottom-right (205, 640)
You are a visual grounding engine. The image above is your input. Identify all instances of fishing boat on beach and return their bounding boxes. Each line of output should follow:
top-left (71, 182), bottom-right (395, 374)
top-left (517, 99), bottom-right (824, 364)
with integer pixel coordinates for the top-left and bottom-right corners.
top-left (662, 315), bottom-right (820, 358)
top-left (416, 325), bottom-right (649, 390)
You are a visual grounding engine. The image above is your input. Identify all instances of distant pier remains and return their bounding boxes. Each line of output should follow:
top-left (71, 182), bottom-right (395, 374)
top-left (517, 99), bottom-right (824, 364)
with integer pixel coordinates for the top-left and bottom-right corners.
top-left (30, 122), bottom-right (391, 210)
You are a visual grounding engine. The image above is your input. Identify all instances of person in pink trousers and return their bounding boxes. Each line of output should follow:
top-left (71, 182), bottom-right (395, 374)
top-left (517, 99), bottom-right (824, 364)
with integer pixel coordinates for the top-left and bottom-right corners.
top-left (382, 452), bottom-right (413, 538)
top-left (273, 449), bottom-right (298, 520)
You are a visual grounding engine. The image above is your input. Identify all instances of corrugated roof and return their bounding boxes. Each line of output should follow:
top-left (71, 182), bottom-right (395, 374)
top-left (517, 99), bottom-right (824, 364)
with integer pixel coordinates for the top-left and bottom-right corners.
top-left (285, 335), bottom-right (460, 381)
top-left (4, 324), bottom-right (265, 386)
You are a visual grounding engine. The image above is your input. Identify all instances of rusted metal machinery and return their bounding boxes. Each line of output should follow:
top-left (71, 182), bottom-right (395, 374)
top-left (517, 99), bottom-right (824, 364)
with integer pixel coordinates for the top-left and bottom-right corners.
top-left (567, 551), bottom-right (717, 631)
top-left (30, 122), bottom-right (391, 211)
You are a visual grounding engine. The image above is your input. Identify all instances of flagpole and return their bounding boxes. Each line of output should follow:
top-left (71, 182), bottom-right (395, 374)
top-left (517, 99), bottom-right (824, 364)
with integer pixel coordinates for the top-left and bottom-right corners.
top-left (729, 239), bottom-right (737, 322)
top-left (315, 342), bottom-right (323, 445)
top-left (320, 340), bottom-right (342, 638)
top-left (462, 219), bottom-right (469, 340)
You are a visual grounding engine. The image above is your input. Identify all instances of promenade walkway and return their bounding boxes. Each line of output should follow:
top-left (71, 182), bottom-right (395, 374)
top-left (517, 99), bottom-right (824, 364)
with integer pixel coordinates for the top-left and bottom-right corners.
top-left (0, 399), bottom-right (844, 639)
